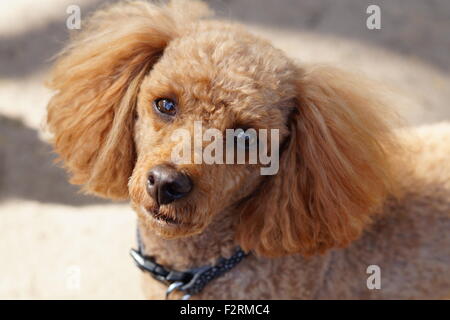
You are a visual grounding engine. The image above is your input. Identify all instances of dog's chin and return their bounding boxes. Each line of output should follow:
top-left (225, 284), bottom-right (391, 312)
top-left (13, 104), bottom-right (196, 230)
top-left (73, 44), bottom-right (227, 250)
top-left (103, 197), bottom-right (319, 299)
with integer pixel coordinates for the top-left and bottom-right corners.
top-left (139, 205), bottom-right (205, 239)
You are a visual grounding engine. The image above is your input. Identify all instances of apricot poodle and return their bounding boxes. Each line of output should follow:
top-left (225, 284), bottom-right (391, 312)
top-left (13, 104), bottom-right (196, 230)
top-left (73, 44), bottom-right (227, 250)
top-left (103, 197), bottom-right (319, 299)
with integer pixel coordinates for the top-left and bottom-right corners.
top-left (46, 0), bottom-right (450, 299)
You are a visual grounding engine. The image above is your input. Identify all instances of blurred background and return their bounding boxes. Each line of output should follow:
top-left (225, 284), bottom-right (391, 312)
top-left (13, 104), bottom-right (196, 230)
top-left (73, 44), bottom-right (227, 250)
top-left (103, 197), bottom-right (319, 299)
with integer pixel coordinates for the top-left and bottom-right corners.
top-left (1, 0), bottom-right (449, 299)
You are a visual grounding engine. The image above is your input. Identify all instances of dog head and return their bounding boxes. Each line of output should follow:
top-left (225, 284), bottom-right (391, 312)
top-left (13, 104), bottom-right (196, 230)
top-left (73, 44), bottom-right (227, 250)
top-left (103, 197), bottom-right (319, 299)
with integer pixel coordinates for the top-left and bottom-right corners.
top-left (47, 0), bottom-right (399, 256)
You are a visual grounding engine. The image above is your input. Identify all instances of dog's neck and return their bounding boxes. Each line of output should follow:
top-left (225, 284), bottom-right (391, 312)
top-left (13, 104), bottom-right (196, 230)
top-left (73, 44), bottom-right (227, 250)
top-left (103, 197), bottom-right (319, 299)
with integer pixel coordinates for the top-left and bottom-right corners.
top-left (137, 208), bottom-right (238, 270)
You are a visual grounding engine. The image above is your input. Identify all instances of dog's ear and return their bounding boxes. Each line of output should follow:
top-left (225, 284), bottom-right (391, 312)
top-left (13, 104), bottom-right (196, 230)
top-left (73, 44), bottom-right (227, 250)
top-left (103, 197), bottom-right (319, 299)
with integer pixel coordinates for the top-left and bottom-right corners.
top-left (237, 66), bottom-right (401, 257)
top-left (46, 1), bottom-right (210, 199)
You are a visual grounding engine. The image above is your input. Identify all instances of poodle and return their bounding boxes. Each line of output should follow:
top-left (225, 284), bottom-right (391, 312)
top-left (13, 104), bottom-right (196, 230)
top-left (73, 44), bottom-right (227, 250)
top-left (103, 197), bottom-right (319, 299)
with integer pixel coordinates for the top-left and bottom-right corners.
top-left (46, 0), bottom-right (450, 299)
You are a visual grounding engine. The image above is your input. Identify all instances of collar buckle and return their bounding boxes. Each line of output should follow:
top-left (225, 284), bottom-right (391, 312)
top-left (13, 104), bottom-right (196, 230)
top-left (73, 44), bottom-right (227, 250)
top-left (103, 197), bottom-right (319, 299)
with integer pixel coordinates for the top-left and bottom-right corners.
top-left (166, 281), bottom-right (185, 299)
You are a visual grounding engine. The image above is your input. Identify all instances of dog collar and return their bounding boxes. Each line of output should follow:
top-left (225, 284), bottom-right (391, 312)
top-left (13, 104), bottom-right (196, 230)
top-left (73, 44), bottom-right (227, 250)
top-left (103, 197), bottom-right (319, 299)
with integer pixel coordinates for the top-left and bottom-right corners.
top-left (130, 227), bottom-right (248, 300)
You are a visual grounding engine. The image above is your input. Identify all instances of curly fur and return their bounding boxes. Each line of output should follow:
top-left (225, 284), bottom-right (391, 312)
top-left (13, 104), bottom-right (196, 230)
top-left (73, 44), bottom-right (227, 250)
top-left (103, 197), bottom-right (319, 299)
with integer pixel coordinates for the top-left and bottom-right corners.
top-left (46, 0), bottom-right (450, 299)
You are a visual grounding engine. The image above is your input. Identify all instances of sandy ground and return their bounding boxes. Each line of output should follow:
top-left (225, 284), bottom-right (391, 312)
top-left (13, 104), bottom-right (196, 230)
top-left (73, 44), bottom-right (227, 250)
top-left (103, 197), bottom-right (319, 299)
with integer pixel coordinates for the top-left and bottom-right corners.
top-left (0, 0), bottom-right (449, 299)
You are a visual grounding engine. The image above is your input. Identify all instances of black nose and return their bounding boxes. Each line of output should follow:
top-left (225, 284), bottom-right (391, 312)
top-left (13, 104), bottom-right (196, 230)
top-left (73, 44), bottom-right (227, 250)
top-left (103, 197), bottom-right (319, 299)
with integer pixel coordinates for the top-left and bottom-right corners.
top-left (146, 164), bottom-right (193, 205)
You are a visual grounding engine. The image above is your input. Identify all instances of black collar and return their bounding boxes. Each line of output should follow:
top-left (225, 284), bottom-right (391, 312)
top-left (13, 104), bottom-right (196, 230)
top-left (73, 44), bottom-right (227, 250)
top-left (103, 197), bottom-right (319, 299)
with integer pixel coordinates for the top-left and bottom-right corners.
top-left (130, 227), bottom-right (248, 299)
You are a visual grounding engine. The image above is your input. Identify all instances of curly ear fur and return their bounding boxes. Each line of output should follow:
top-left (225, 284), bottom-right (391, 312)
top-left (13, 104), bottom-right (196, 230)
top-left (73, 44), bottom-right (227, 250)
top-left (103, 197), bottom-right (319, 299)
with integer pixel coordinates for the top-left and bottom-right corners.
top-left (46, 0), bottom-right (210, 199)
top-left (237, 66), bottom-right (401, 257)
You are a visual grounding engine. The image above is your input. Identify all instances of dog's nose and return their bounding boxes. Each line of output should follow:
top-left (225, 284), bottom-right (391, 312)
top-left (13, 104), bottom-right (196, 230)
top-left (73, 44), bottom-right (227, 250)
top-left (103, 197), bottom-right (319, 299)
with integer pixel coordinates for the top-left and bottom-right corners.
top-left (146, 164), bottom-right (193, 205)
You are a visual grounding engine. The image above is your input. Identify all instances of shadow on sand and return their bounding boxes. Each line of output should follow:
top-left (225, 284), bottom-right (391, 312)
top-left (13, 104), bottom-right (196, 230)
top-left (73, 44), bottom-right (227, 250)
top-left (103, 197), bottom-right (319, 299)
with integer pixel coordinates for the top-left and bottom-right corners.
top-left (0, 115), bottom-right (108, 206)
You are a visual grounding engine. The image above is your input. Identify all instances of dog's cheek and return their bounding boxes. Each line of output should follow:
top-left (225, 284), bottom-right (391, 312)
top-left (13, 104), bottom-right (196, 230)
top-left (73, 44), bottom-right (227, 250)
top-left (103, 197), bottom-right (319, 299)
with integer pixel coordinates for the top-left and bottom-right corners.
top-left (224, 166), bottom-right (262, 204)
top-left (128, 164), bottom-right (148, 206)
top-left (191, 165), bottom-right (256, 220)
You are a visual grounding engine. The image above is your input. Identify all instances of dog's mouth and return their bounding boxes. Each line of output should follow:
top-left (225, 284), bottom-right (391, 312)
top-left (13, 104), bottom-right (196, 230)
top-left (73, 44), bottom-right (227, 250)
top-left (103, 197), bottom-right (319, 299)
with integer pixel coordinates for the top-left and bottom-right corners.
top-left (143, 206), bottom-right (183, 226)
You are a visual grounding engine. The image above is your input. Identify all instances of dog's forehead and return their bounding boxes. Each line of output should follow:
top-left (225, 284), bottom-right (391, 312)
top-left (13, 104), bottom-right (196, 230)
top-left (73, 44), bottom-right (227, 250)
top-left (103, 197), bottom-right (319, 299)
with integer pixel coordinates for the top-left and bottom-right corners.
top-left (144, 29), bottom-right (297, 124)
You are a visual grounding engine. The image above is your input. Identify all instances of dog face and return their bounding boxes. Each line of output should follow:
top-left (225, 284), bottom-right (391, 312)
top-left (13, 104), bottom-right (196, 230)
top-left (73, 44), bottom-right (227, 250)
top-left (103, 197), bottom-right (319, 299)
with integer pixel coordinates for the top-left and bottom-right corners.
top-left (129, 29), bottom-right (296, 238)
top-left (47, 1), bottom-right (400, 256)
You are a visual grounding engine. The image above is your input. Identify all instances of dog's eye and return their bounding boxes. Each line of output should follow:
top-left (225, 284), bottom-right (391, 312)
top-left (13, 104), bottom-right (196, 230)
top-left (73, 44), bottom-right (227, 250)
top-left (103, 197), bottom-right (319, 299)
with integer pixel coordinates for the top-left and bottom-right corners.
top-left (154, 98), bottom-right (177, 117)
